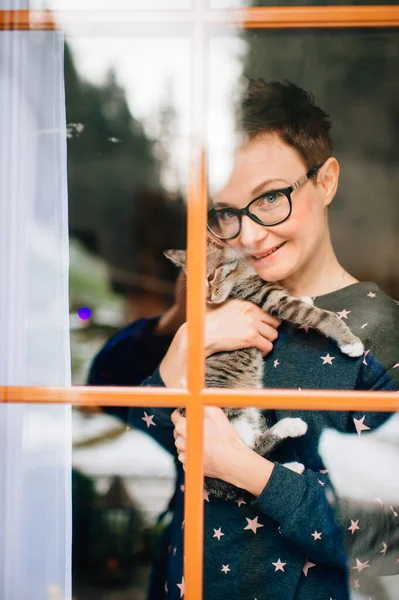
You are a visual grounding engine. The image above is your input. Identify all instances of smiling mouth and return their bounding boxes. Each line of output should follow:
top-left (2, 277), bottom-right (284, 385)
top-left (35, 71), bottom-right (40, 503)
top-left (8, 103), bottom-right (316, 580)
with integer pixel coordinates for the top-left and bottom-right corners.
top-left (251, 242), bottom-right (287, 260)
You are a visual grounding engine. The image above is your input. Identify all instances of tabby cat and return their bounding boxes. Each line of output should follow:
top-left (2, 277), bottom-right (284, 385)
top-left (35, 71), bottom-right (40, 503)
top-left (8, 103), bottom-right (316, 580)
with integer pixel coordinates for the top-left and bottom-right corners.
top-left (165, 239), bottom-right (363, 499)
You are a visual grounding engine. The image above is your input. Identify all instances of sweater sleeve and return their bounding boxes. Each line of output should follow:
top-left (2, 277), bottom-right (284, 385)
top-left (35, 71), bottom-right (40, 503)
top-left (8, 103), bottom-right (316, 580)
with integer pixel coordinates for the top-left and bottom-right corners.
top-left (253, 406), bottom-right (398, 570)
top-left (252, 463), bottom-right (348, 569)
top-left (86, 317), bottom-right (177, 455)
top-left (126, 366), bottom-right (178, 457)
top-left (87, 316), bottom-right (173, 423)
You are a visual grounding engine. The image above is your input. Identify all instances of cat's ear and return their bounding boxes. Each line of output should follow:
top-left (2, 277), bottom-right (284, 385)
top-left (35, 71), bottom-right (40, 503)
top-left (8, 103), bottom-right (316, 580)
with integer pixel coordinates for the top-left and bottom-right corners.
top-left (164, 249), bottom-right (187, 269)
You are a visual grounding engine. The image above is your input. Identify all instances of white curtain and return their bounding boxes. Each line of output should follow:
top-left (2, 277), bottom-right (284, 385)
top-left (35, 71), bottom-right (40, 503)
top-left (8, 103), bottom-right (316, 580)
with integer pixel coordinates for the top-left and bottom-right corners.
top-left (0, 16), bottom-right (71, 600)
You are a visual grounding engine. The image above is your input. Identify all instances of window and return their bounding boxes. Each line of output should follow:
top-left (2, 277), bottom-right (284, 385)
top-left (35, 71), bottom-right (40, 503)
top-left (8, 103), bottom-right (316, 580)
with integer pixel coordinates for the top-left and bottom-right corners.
top-left (1, 4), bottom-right (398, 600)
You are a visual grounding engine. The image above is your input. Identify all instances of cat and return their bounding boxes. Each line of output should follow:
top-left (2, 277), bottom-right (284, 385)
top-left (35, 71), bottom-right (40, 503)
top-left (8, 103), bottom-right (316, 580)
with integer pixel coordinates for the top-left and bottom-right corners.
top-left (165, 238), bottom-right (364, 499)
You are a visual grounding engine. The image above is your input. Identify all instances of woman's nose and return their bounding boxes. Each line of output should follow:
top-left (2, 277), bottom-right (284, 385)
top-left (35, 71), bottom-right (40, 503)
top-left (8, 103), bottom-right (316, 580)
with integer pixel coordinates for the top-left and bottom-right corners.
top-left (239, 214), bottom-right (268, 247)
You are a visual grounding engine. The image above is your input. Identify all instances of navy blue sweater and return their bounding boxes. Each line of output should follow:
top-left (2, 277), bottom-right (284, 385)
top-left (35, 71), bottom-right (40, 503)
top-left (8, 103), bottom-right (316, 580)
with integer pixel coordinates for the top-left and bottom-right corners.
top-left (88, 282), bottom-right (399, 599)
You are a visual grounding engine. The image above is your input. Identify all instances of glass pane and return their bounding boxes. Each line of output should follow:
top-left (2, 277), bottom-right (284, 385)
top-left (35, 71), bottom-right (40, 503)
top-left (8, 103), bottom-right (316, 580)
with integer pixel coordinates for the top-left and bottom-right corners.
top-left (202, 28), bottom-right (399, 600)
top-left (67, 35), bottom-right (189, 386)
top-left (209, 28), bottom-right (399, 299)
top-left (67, 35), bottom-right (189, 598)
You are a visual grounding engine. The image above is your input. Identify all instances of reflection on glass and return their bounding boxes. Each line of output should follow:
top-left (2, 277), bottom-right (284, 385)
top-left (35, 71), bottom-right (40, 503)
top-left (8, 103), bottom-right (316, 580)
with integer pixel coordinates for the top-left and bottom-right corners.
top-left (209, 29), bottom-right (399, 298)
top-left (204, 28), bottom-right (399, 600)
top-left (72, 407), bottom-right (176, 594)
top-left (66, 36), bottom-right (189, 386)
top-left (320, 411), bottom-right (399, 595)
top-left (68, 36), bottom-right (189, 597)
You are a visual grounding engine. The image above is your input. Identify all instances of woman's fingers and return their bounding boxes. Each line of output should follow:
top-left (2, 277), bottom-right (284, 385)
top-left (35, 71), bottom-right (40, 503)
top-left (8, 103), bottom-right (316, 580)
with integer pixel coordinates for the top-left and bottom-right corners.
top-left (257, 321), bottom-right (279, 342)
top-left (260, 312), bottom-right (281, 329)
top-left (172, 410), bottom-right (187, 457)
top-left (171, 409), bottom-right (180, 425)
top-left (177, 451), bottom-right (186, 465)
top-left (251, 335), bottom-right (273, 357)
top-left (205, 298), bottom-right (281, 356)
top-left (174, 435), bottom-right (186, 451)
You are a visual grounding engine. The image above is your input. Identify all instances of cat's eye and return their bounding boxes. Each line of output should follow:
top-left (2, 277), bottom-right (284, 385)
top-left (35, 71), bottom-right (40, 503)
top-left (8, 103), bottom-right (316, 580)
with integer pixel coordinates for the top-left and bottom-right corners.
top-left (207, 273), bottom-right (216, 286)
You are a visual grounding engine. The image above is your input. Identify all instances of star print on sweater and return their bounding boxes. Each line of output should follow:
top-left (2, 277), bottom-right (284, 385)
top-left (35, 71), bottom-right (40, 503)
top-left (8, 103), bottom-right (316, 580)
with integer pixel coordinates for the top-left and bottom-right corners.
top-left (348, 520), bottom-right (360, 534)
top-left (213, 528), bottom-right (224, 541)
top-left (244, 516), bottom-right (264, 534)
top-left (141, 411), bottom-right (155, 427)
top-left (176, 577), bottom-right (185, 597)
top-left (321, 353), bottom-right (335, 365)
top-left (351, 558), bottom-right (370, 572)
top-left (91, 282), bottom-right (399, 600)
top-left (272, 559), bottom-right (286, 572)
top-left (353, 415), bottom-right (370, 435)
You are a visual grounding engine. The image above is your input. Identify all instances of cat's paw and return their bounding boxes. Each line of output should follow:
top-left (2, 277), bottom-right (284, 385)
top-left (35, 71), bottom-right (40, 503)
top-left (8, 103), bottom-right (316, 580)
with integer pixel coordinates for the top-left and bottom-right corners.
top-left (205, 477), bottom-right (241, 501)
top-left (272, 417), bottom-right (308, 439)
top-left (283, 461), bottom-right (305, 474)
top-left (339, 340), bottom-right (364, 357)
top-left (300, 296), bottom-right (314, 306)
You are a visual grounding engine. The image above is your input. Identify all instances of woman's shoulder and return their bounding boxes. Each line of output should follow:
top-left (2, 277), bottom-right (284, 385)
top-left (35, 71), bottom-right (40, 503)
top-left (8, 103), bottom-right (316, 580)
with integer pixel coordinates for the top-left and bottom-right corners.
top-left (316, 281), bottom-right (399, 372)
top-left (315, 281), bottom-right (398, 328)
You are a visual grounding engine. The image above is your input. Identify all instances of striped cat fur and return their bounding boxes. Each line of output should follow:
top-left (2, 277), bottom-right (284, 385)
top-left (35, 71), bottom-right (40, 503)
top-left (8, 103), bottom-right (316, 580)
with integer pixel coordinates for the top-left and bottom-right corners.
top-left (165, 239), bottom-right (364, 499)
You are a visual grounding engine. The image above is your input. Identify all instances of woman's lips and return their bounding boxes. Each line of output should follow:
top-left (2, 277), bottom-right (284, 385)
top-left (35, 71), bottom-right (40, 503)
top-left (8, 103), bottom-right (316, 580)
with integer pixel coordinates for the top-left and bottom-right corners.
top-left (251, 241), bottom-right (287, 261)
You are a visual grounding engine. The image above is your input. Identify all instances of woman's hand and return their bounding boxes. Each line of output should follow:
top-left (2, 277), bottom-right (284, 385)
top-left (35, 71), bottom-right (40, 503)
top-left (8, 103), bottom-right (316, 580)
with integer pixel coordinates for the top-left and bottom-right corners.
top-left (171, 407), bottom-right (275, 495)
top-left (172, 406), bottom-right (243, 480)
top-left (204, 299), bottom-right (281, 358)
top-left (159, 298), bottom-right (280, 387)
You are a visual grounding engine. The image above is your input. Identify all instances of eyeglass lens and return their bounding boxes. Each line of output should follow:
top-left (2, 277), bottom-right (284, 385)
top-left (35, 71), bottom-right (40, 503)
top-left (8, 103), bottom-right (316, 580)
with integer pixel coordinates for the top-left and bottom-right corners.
top-left (208, 190), bottom-right (290, 239)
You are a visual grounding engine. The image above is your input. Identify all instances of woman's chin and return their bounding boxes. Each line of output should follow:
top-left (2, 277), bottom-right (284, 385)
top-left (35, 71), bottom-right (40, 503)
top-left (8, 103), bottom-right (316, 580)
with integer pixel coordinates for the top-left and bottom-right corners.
top-left (253, 260), bottom-right (294, 284)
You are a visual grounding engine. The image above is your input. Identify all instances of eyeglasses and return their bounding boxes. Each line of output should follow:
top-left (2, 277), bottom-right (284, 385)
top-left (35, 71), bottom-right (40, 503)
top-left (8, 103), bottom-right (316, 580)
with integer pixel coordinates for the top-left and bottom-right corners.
top-left (207, 163), bottom-right (324, 241)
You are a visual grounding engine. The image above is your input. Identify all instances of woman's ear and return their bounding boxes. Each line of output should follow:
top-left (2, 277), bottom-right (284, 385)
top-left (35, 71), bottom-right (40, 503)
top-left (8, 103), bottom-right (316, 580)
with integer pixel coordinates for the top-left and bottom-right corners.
top-left (164, 249), bottom-right (187, 269)
top-left (317, 157), bottom-right (339, 208)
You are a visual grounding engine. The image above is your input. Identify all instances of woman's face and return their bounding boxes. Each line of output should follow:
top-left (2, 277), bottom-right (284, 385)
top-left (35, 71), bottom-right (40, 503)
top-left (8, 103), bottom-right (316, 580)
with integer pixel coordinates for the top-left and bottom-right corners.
top-left (212, 134), bottom-right (334, 286)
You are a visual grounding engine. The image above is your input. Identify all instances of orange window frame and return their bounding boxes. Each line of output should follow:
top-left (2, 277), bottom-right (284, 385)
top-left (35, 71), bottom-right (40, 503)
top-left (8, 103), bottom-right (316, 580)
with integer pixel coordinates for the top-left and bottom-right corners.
top-left (1, 5), bottom-right (399, 600)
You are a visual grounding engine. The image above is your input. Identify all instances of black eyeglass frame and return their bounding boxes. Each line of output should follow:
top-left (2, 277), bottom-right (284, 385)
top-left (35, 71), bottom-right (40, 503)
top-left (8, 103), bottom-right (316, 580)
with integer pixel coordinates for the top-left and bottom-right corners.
top-left (207, 162), bottom-right (324, 241)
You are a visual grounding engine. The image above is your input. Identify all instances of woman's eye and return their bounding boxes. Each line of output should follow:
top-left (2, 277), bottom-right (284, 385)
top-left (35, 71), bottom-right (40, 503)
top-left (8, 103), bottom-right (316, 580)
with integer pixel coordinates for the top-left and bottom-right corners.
top-left (257, 192), bottom-right (283, 208)
top-left (219, 208), bottom-right (236, 220)
top-left (264, 192), bottom-right (278, 204)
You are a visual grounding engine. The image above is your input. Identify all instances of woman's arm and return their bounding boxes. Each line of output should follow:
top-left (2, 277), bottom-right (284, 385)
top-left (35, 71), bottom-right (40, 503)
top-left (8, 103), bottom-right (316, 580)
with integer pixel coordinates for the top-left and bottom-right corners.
top-left (172, 404), bottom-right (399, 571)
top-left (86, 272), bottom-right (187, 418)
top-left (160, 299), bottom-right (281, 387)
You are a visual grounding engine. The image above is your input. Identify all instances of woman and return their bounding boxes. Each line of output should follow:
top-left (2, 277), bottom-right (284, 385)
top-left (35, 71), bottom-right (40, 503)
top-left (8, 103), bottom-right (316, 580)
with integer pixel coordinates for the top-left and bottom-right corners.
top-left (91, 81), bottom-right (399, 599)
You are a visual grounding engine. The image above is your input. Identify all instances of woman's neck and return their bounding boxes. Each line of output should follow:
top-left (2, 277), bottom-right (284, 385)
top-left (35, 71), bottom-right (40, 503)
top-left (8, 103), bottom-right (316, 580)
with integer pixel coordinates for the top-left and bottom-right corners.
top-left (281, 245), bottom-right (358, 299)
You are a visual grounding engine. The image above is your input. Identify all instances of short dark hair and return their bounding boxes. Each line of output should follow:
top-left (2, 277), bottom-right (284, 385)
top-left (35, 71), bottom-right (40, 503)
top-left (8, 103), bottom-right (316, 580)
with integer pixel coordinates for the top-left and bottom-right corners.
top-left (239, 80), bottom-right (332, 170)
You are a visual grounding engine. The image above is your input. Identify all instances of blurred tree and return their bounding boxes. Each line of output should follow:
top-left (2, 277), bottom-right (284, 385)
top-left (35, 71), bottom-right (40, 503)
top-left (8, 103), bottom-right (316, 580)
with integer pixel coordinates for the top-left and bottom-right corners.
top-left (65, 44), bottom-right (186, 306)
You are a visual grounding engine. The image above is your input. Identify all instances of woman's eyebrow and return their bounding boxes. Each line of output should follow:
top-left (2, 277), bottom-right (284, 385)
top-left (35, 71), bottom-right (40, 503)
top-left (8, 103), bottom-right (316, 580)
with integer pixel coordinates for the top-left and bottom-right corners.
top-left (250, 177), bottom-right (290, 198)
top-left (211, 201), bottom-right (231, 209)
top-left (211, 177), bottom-right (290, 209)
